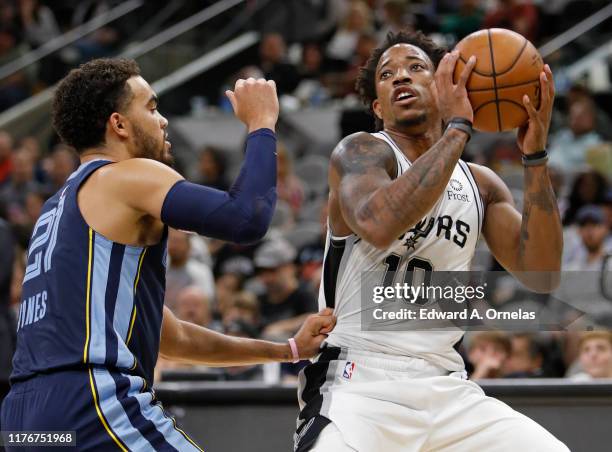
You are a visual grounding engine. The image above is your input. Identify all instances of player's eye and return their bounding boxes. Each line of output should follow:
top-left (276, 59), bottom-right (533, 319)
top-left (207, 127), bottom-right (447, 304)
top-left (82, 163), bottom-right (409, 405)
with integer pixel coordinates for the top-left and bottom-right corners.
top-left (380, 70), bottom-right (392, 80)
top-left (411, 63), bottom-right (425, 71)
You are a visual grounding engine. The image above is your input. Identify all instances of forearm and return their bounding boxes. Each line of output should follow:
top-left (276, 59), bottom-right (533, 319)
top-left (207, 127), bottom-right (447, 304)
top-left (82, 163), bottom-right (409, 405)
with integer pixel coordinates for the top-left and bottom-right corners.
top-left (518, 165), bottom-right (562, 271)
top-left (161, 129), bottom-right (277, 244)
top-left (359, 129), bottom-right (467, 246)
top-left (162, 319), bottom-right (292, 366)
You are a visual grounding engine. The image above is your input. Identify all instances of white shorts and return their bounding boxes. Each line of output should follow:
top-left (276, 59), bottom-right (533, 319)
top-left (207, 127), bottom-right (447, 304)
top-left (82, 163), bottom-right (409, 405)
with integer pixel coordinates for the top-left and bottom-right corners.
top-left (294, 346), bottom-right (569, 452)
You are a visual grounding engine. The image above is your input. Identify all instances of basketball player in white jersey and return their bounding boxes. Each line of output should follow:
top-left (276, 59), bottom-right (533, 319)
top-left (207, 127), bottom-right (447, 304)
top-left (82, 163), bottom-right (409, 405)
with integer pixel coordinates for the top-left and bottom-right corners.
top-left (293, 31), bottom-right (568, 451)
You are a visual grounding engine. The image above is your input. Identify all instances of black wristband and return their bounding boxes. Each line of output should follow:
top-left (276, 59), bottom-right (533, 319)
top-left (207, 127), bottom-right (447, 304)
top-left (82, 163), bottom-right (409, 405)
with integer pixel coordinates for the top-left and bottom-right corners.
top-left (448, 117), bottom-right (473, 127)
top-left (445, 117), bottom-right (473, 141)
top-left (522, 149), bottom-right (547, 160)
top-left (522, 149), bottom-right (548, 167)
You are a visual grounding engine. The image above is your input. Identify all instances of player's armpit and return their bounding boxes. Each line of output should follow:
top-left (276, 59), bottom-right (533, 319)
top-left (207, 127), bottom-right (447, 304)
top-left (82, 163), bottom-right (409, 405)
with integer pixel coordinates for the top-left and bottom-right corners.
top-left (331, 132), bottom-right (397, 247)
top-left (472, 163), bottom-right (522, 271)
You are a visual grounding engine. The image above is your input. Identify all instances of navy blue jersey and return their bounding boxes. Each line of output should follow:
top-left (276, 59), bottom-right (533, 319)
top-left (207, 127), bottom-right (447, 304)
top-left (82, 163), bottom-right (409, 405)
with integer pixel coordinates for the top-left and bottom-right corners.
top-left (11, 160), bottom-right (167, 385)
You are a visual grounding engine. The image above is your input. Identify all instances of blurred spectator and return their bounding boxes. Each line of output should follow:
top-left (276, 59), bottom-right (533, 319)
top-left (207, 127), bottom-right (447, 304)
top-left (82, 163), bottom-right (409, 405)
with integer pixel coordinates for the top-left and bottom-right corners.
top-left (165, 228), bottom-right (215, 313)
top-left (254, 238), bottom-right (317, 339)
top-left (19, 136), bottom-right (45, 184)
top-left (195, 146), bottom-right (229, 191)
top-left (562, 170), bottom-right (608, 226)
top-left (0, 29), bottom-right (34, 110)
top-left (298, 42), bottom-right (324, 82)
top-left (326, 0), bottom-right (373, 63)
top-left (258, 33), bottom-right (300, 96)
top-left (556, 205), bottom-right (612, 327)
top-left (0, 147), bottom-right (41, 224)
top-left (213, 255), bottom-right (253, 321)
top-left (566, 84), bottom-right (612, 141)
top-left (570, 331), bottom-right (612, 380)
top-left (175, 285), bottom-right (213, 329)
top-left (293, 42), bottom-right (329, 106)
top-left (0, 130), bottom-right (13, 186)
top-left (0, 217), bottom-right (15, 408)
top-left (10, 187), bottom-right (44, 247)
top-left (467, 331), bottom-right (511, 379)
top-left (563, 205), bottom-right (611, 271)
top-left (277, 143), bottom-right (304, 216)
top-left (503, 333), bottom-right (545, 378)
top-left (222, 290), bottom-right (260, 330)
top-left (483, 0), bottom-right (539, 43)
top-left (45, 144), bottom-right (78, 193)
top-left (549, 98), bottom-right (603, 175)
top-left (297, 202), bottom-right (328, 287)
top-left (439, 0), bottom-right (484, 41)
top-left (329, 31), bottom-right (377, 98)
top-left (376, 0), bottom-right (415, 42)
top-left (70, 0), bottom-right (120, 61)
top-left (18, 0), bottom-right (60, 48)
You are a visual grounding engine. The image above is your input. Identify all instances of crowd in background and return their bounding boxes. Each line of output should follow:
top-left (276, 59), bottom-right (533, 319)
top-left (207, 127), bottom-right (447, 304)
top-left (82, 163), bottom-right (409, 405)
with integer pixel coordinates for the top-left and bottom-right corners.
top-left (0, 0), bottom-right (611, 387)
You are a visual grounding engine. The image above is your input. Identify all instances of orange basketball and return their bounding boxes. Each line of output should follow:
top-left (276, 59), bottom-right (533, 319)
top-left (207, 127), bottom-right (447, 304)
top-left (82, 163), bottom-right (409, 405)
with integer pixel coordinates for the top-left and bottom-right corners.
top-left (453, 28), bottom-right (544, 132)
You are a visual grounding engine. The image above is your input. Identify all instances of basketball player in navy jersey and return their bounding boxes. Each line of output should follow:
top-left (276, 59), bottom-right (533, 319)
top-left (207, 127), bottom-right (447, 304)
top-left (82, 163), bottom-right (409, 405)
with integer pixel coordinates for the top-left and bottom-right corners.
top-left (294, 32), bottom-right (567, 451)
top-left (0, 58), bottom-right (335, 451)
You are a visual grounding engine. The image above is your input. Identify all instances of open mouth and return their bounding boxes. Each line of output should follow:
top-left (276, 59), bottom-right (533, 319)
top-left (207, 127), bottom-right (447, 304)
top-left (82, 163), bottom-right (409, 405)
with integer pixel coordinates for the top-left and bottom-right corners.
top-left (393, 87), bottom-right (417, 105)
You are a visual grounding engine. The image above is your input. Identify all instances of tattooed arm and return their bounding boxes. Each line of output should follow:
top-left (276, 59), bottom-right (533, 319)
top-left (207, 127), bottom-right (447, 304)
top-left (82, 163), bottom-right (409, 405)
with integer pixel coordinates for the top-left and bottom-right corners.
top-left (473, 64), bottom-right (562, 291)
top-left (330, 128), bottom-right (468, 249)
top-left (471, 164), bottom-right (562, 275)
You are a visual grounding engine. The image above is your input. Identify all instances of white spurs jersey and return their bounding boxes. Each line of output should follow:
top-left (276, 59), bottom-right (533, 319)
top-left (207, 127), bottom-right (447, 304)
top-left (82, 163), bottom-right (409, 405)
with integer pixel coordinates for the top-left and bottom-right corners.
top-left (320, 131), bottom-right (484, 371)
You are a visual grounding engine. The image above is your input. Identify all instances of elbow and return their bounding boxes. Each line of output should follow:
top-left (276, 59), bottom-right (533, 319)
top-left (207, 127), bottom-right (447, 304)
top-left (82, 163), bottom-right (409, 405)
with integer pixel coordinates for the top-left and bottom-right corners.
top-left (516, 268), bottom-right (561, 293)
top-left (233, 192), bottom-right (276, 245)
top-left (234, 221), bottom-right (269, 245)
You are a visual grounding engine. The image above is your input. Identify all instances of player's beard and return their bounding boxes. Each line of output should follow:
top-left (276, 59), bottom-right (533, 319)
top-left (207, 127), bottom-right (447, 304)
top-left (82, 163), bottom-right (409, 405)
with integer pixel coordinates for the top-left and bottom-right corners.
top-left (396, 112), bottom-right (427, 128)
top-left (132, 123), bottom-right (174, 167)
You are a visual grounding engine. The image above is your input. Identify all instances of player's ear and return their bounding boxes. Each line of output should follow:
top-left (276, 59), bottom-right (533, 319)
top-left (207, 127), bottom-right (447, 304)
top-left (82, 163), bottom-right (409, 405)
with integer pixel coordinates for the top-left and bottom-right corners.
top-left (108, 112), bottom-right (129, 139)
top-left (372, 99), bottom-right (383, 121)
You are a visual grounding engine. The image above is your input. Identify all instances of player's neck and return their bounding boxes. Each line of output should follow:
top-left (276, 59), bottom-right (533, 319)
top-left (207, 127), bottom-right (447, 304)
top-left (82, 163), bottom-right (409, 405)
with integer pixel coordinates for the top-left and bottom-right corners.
top-left (383, 126), bottom-right (442, 161)
top-left (80, 143), bottom-right (132, 164)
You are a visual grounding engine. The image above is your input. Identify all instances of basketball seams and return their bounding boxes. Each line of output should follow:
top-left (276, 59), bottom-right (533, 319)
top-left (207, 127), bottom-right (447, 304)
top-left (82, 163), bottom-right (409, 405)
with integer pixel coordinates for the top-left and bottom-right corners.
top-left (458, 56), bottom-right (492, 77)
top-left (468, 78), bottom-right (540, 92)
top-left (472, 98), bottom-right (528, 114)
top-left (458, 36), bottom-right (526, 77)
top-left (486, 29), bottom-right (503, 132)
top-left (495, 37), bottom-right (528, 76)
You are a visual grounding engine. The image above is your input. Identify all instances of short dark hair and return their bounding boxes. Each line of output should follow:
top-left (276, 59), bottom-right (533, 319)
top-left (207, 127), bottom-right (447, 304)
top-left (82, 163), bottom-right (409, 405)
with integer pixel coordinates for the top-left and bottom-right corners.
top-left (355, 30), bottom-right (446, 130)
top-left (52, 58), bottom-right (141, 153)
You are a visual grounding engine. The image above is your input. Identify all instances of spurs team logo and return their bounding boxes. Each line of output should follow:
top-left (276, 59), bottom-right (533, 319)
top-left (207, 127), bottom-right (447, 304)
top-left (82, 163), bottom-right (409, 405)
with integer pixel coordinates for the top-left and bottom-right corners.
top-left (403, 217), bottom-right (435, 250)
top-left (343, 361), bottom-right (356, 379)
top-left (447, 178), bottom-right (470, 203)
top-left (399, 215), bottom-right (471, 249)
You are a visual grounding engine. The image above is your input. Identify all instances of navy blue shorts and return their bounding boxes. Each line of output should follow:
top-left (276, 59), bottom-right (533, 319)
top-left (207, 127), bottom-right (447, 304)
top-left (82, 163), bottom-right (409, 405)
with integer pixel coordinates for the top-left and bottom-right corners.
top-left (1, 367), bottom-right (203, 451)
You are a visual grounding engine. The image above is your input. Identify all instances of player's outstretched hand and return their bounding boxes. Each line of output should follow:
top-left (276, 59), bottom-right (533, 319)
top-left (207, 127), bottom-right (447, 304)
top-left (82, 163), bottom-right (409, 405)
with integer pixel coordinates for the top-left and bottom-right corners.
top-left (517, 64), bottom-right (555, 155)
top-left (293, 308), bottom-right (337, 359)
top-left (225, 78), bottom-right (279, 133)
top-left (435, 50), bottom-right (476, 123)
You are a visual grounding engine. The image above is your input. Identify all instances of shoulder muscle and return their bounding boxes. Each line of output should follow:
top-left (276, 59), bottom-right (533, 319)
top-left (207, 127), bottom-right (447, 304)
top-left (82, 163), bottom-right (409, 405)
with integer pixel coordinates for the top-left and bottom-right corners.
top-left (96, 158), bottom-right (184, 218)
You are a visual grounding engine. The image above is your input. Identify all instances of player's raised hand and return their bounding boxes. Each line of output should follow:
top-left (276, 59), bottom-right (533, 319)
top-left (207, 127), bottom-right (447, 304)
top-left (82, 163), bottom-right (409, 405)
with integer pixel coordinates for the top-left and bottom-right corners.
top-left (435, 50), bottom-right (476, 123)
top-left (225, 78), bottom-right (279, 133)
top-left (517, 64), bottom-right (555, 155)
top-left (293, 308), bottom-right (337, 359)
